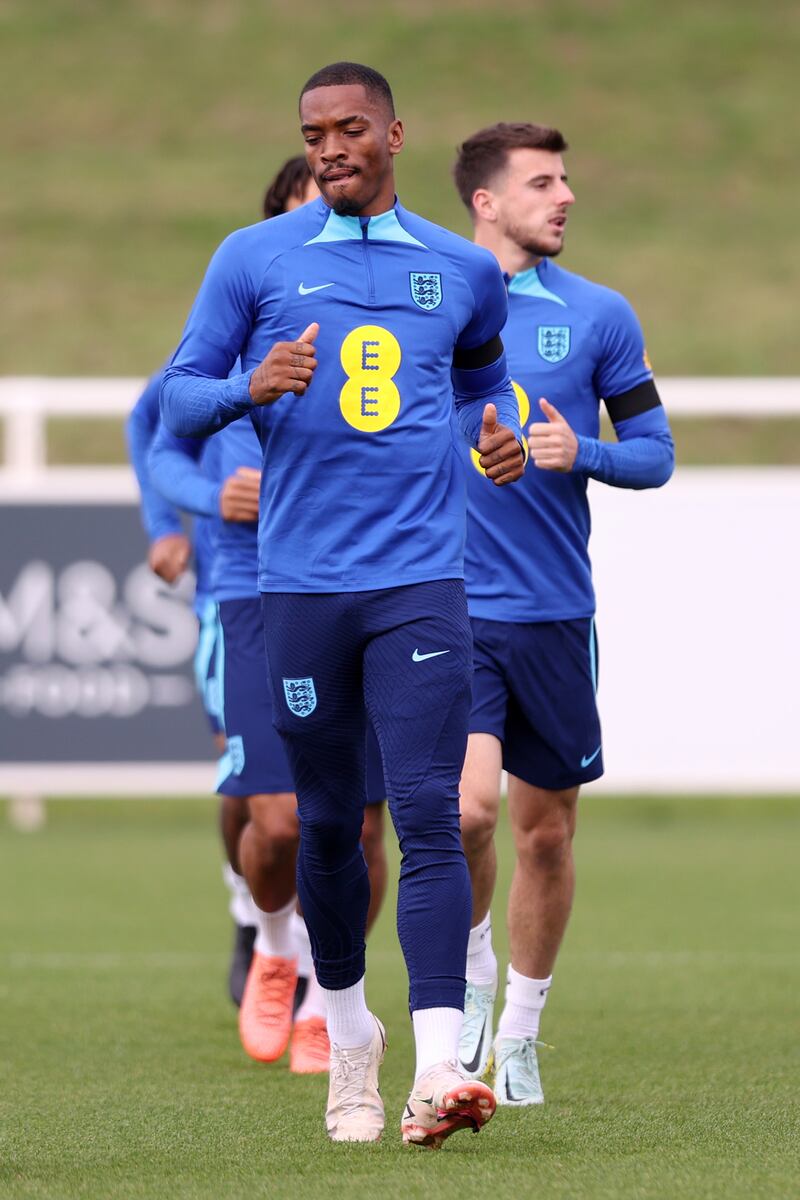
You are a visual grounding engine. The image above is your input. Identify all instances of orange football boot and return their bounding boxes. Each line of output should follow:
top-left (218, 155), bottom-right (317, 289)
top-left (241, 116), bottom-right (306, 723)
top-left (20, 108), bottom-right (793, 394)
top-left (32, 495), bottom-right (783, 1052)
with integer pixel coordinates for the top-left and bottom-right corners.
top-left (238, 952), bottom-right (297, 1061)
top-left (290, 1016), bottom-right (331, 1074)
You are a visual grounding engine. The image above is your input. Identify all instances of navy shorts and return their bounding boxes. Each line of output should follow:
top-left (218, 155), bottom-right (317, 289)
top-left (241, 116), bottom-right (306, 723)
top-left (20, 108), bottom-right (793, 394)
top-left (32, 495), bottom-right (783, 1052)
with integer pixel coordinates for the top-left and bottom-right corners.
top-left (469, 616), bottom-right (603, 791)
top-left (193, 598), bottom-right (223, 738)
top-left (216, 596), bottom-right (386, 802)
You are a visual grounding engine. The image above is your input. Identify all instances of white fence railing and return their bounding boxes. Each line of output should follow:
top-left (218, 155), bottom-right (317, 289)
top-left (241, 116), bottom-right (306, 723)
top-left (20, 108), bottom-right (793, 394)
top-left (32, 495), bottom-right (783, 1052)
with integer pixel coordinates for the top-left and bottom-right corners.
top-left (1, 378), bottom-right (799, 804)
top-left (1, 376), bottom-right (800, 478)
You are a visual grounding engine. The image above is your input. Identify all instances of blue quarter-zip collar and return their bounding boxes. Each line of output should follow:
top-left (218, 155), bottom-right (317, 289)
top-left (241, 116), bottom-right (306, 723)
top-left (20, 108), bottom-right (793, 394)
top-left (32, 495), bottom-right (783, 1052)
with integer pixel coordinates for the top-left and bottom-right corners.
top-left (507, 261), bottom-right (566, 307)
top-left (305, 197), bottom-right (426, 247)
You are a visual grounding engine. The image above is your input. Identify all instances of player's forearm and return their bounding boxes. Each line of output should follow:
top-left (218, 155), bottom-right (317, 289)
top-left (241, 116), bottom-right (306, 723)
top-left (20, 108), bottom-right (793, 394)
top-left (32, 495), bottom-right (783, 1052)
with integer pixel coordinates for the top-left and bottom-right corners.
top-left (145, 511), bottom-right (185, 542)
top-left (453, 362), bottom-right (521, 449)
top-left (126, 415), bottom-right (184, 540)
top-left (574, 426), bottom-right (675, 489)
top-left (160, 369), bottom-right (255, 438)
top-left (148, 443), bottom-right (221, 519)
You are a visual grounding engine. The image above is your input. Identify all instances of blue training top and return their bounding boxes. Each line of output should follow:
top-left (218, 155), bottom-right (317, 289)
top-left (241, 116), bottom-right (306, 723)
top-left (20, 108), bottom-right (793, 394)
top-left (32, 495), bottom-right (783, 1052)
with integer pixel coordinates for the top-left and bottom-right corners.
top-left (161, 196), bottom-right (521, 594)
top-left (463, 258), bottom-right (674, 623)
top-left (148, 414), bottom-right (260, 603)
top-left (125, 366), bottom-right (214, 613)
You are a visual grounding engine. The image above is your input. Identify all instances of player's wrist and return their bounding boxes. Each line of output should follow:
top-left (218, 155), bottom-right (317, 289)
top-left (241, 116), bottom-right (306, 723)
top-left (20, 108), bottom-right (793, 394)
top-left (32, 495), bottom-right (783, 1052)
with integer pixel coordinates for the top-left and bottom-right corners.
top-left (248, 371), bottom-right (280, 406)
top-left (150, 528), bottom-right (185, 546)
top-left (573, 433), bottom-right (598, 473)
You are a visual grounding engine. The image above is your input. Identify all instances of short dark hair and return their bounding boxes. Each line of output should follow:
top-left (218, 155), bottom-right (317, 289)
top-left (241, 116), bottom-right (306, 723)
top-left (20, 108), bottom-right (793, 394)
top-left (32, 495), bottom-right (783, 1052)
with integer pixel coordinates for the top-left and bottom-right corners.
top-left (262, 155), bottom-right (312, 219)
top-left (299, 61), bottom-right (395, 118)
top-left (453, 122), bottom-right (568, 211)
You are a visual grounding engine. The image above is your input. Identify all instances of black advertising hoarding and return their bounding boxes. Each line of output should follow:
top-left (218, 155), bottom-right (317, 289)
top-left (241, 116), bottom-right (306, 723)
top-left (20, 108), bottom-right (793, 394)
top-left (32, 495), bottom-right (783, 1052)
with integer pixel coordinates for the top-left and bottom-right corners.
top-left (0, 503), bottom-right (213, 763)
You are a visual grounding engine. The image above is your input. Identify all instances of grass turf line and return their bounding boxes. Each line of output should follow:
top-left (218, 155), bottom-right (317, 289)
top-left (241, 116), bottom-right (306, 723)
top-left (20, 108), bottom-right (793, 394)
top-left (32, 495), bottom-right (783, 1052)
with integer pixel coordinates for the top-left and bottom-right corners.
top-left (0, 796), bottom-right (798, 1199)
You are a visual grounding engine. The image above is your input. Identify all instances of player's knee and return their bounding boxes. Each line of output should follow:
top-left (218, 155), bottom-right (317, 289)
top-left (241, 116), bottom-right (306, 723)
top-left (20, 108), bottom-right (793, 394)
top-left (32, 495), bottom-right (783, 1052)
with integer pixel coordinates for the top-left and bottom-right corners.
top-left (390, 785), bottom-right (462, 845)
top-left (460, 791), bottom-right (498, 855)
top-left (517, 811), bottom-right (574, 873)
top-left (248, 792), bottom-right (299, 853)
top-left (301, 807), bottom-right (363, 857)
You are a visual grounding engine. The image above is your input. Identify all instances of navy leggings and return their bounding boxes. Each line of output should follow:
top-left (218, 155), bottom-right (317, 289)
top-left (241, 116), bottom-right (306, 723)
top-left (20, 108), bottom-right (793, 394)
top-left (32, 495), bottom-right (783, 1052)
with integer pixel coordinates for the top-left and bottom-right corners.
top-left (261, 580), bottom-right (473, 1012)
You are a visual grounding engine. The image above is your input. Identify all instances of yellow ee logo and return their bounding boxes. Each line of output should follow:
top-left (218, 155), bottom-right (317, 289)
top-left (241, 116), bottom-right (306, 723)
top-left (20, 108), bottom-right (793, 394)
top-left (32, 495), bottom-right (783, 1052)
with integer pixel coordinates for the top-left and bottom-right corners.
top-left (339, 325), bottom-right (402, 432)
top-left (471, 380), bottom-right (530, 476)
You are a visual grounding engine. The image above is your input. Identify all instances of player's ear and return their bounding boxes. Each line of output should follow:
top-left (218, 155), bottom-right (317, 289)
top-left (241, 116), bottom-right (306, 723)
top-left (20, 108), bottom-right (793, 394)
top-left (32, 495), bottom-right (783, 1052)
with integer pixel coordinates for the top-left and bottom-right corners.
top-left (471, 188), bottom-right (497, 223)
top-left (387, 118), bottom-right (404, 157)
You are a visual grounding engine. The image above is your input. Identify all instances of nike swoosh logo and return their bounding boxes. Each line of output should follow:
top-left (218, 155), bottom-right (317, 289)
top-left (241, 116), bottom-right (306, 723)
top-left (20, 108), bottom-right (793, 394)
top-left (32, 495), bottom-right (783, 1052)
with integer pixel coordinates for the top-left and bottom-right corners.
top-left (581, 745), bottom-right (602, 768)
top-left (298, 282), bottom-right (334, 295)
top-left (505, 1074), bottom-right (524, 1104)
top-left (461, 1028), bottom-right (488, 1075)
top-left (412, 649), bottom-right (451, 663)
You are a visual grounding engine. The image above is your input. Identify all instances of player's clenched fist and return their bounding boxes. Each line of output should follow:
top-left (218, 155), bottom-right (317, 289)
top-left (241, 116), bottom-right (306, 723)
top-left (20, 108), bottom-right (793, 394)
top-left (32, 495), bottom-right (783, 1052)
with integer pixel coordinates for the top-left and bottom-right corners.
top-left (478, 402), bottom-right (526, 485)
top-left (220, 466), bottom-right (261, 523)
top-left (528, 398), bottom-right (578, 472)
top-left (249, 322), bottom-right (319, 406)
top-left (148, 533), bottom-right (191, 584)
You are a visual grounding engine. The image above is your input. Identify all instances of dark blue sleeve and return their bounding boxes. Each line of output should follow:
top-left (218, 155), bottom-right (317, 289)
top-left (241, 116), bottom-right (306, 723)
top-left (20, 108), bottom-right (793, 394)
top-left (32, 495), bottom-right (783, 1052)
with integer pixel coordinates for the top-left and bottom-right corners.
top-left (574, 405), bottom-right (674, 488)
top-left (161, 232), bottom-right (258, 437)
top-left (452, 248), bottom-right (521, 447)
top-left (125, 369), bottom-right (184, 541)
top-left (148, 423), bottom-right (221, 518)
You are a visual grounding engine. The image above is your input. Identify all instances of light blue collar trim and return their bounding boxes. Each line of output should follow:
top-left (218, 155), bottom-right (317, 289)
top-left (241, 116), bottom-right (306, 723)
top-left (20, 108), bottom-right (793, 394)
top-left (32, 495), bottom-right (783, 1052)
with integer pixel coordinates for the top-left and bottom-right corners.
top-left (368, 209), bottom-right (426, 246)
top-left (305, 205), bottom-right (426, 247)
top-left (304, 210), bottom-right (362, 245)
top-left (508, 266), bottom-right (566, 307)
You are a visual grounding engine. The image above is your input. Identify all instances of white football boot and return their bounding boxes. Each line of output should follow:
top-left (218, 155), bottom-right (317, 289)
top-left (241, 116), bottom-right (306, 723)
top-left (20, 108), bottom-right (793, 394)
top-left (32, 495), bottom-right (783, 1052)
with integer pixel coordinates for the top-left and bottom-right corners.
top-left (493, 1035), bottom-right (545, 1106)
top-left (401, 1060), bottom-right (496, 1149)
top-left (457, 981), bottom-right (496, 1078)
top-left (326, 1016), bottom-right (387, 1142)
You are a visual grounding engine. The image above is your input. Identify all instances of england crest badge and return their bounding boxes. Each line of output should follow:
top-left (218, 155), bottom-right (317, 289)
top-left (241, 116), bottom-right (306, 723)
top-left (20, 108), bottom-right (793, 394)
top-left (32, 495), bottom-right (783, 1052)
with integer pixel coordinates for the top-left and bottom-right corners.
top-left (409, 272), bottom-right (443, 311)
top-left (283, 677), bottom-right (317, 718)
top-left (538, 325), bottom-right (571, 363)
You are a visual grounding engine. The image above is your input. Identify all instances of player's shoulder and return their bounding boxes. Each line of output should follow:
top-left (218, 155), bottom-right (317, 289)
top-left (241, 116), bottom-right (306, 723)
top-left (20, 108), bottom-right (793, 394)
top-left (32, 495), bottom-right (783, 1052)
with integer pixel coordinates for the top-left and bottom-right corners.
top-left (395, 202), bottom-right (501, 285)
top-left (541, 260), bottom-right (641, 327)
top-left (215, 200), bottom-right (331, 266)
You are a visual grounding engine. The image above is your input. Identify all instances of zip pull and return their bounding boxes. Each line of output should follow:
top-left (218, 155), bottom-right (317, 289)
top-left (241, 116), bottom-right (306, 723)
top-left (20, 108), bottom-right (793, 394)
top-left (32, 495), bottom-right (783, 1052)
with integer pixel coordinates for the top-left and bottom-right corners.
top-left (360, 219), bottom-right (376, 305)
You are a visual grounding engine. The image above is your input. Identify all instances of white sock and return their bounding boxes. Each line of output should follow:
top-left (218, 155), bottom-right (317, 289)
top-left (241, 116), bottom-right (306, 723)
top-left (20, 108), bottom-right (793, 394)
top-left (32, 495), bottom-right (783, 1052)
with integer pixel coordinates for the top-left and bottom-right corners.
top-left (291, 911), bottom-right (314, 978)
top-left (323, 976), bottom-right (374, 1049)
top-left (221, 864), bottom-right (258, 928)
top-left (253, 896), bottom-right (297, 959)
top-left (497, 966), bottom-right (552, 1041)
top-left (295, 969), bottom-right (328, 1022)
top-left (466, 912), bottom-right (498, 988)
top-left (412, 1007), bottom-right (464, 1078)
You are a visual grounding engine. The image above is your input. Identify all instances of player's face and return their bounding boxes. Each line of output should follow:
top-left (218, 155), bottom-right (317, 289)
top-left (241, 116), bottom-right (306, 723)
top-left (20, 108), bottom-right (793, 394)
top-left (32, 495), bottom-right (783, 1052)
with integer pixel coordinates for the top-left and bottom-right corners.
top-left (493, 148), bottom-right (575, 258)
top-left (300, 83), bottom-right (404, 217)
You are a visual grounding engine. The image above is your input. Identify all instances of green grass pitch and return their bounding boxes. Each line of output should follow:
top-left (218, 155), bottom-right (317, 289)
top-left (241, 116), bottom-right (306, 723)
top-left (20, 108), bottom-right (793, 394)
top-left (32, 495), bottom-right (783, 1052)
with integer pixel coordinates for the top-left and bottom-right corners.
top-left (1, 795), bottom-right (798, 1199)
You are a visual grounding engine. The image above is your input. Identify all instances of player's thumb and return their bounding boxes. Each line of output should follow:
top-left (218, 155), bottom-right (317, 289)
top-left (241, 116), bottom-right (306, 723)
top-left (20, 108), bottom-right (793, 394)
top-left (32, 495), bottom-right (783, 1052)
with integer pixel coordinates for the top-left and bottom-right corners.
top-left (299, 322), bottom-right (320, 345)
top-left (480, 402), bottom-right (498, 439)
top-left (539, 397), bottom-right (564, 424)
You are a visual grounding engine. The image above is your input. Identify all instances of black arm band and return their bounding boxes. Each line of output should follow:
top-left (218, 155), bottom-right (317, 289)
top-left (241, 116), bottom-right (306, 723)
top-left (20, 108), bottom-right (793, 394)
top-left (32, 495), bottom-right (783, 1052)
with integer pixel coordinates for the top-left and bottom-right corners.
top-left (452, 334), bottom-right (504, 371)
top-left (605, 379), bottom-right (662, 424)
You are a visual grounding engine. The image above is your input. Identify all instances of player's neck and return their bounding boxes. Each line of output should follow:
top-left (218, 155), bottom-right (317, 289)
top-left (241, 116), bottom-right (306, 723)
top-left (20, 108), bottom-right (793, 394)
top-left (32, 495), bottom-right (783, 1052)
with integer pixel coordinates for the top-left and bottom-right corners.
top-left (474, 227), bottom-right (542, 278)
top-left (357, 175), bottom-right (398, 217)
